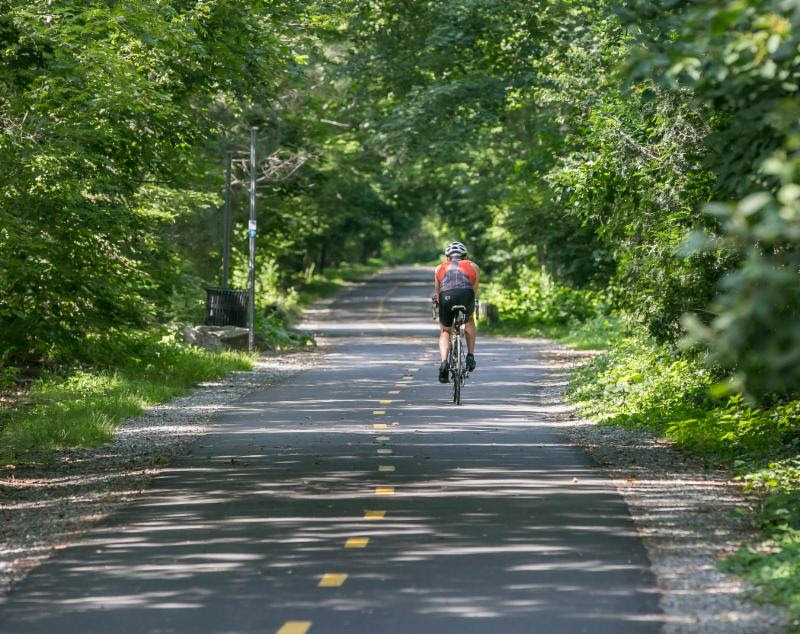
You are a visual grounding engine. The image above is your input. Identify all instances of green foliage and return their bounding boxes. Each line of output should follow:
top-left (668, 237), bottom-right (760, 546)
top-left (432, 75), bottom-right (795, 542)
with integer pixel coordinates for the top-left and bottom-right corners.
top-left (723, 454), bottom-right (800, 625)
top-left (622, 0), bottom-right (800, 399)
top-left (0, 0), bottom-right (432, 373)
top-left (484, 266), bottom-right (611, 330)
top-left (567, 338), bottom-right (714, 431)
top-left (258, 312), bottom-right (314, 351)
top-left (570, 336), bottom-right (799, 456)
top-left (337, 0), bottom-right (800, 404)
top-left (0, 330), bottom-right (251, 460)
top-left (683, 179), bottom-right (800, 400)
top-left (0, 0), bottom-right (303, 367)
top-left (557, 315), bottom-right (627, 351)
top-left (721, 529), bottom-right (800, 626)
top-left (664, 396), bottom-right (800, 458)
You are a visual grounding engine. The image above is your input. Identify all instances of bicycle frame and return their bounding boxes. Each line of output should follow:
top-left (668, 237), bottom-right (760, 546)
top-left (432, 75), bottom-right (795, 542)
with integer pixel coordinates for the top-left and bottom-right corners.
top-left (448, 306), bottom-right (468, 404)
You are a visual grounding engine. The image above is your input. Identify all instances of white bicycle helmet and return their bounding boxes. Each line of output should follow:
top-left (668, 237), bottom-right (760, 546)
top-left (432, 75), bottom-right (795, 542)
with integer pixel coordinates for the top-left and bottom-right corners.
top-left (444, 241), bottom-right (467, 258)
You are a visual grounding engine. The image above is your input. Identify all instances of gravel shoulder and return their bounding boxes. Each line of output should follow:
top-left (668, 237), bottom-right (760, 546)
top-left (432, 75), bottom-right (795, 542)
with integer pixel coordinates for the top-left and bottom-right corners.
top-left (0, 351), bottom-right (318, 598)
top-left (525, 339), bottom-right (789, 633)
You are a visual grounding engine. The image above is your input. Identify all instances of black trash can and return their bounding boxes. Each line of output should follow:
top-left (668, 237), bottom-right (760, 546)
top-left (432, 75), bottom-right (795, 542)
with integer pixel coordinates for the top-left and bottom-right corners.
top-left (205, 287), bottom-right (248, 327)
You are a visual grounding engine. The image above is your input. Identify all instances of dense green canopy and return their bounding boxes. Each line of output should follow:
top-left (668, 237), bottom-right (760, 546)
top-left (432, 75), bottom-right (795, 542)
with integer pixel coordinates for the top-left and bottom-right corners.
top-left (2, 0), bottom-right (799, 399)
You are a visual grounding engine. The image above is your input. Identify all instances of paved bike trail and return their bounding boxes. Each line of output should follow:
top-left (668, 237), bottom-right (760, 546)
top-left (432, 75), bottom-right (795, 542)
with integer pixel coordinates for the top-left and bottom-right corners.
top-left (0, 266), bottom-right (661, 633)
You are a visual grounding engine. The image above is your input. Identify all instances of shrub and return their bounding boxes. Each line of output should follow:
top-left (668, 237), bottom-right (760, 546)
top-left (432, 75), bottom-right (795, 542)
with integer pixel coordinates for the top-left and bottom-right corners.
top-left (483, 266), bottom-right (611, 329)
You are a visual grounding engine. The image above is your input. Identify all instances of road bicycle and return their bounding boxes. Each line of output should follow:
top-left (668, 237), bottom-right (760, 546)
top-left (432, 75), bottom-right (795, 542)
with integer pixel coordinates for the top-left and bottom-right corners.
top-left (447, 304), bottom-right (469, 404)
top-left (433, 299), bottom-right (478, 405)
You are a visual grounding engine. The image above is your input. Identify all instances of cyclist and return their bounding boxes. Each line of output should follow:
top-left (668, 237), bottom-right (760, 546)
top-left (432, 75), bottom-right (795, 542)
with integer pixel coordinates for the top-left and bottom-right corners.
top-left (433, 241), bottom-right (480, 383)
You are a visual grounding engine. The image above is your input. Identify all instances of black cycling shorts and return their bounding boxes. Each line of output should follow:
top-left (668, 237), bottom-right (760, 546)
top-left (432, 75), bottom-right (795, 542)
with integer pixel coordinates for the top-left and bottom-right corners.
top-left (438, 287), bottom-right (475, 327)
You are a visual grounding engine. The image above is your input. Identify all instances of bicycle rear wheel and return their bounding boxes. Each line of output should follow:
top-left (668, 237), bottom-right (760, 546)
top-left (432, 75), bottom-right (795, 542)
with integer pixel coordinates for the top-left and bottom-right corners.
top-left (452, 335), bottom-right (462, 404)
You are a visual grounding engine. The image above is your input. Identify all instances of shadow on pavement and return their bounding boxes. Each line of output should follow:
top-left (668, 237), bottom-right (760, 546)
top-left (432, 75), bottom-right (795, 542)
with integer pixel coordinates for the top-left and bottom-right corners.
top-left (0, 266), bottom-right (663, 634)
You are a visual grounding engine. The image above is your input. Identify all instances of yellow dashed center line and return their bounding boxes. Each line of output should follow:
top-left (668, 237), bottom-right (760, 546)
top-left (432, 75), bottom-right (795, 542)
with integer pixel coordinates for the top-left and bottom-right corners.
top-left (277, 621), bottom-right (312, 634)
top-left (345, 537), bottom-right (369, 548)
top-left (388, 390), bottom-right (400, 394)
top-left (378, 465), bottom-right (395, 472)
top-left (373, 423), bottom-right (388, 430)
top-left (364, 510), bottom-right (386, 520)
top-left (318, 573), bottom-right (348, 588)
top-left (377, 448), bottom-right (392, 455)
top-left (375, 486), bottom-right (395, 495)
top-left (379, 399), bottom-right (393, 405)
top-left (372, 410), bottom-right (386, 415)
top-left (375, 435), bottom-right (390, 442)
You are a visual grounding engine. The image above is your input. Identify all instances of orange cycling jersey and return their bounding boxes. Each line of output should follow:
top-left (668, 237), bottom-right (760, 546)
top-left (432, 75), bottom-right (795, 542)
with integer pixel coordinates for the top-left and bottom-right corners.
top-left (435, 259), bottom-right (478, 292)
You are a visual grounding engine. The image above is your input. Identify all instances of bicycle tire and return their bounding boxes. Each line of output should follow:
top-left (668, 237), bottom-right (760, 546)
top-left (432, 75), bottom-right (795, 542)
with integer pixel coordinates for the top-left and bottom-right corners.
top-left (450, 335), bottom-right (457, 403)
top-left (458, 334), bottom-right (465, 405)
top-left (452, 335), bottom-right (462, 405)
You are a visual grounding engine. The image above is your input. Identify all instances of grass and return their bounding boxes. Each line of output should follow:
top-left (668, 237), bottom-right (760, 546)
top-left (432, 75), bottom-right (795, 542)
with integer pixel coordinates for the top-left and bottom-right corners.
top-left (557, 315), bottom-right (627, 350)
top-left (480, 314), bottom-right (626, 351)
top-left (0, 332), bottom-right (252, 463)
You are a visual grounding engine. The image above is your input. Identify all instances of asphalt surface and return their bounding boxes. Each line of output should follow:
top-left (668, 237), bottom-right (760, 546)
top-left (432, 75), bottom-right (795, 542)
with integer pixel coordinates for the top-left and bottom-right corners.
top-left (0, 266), bottom-right (662, 633)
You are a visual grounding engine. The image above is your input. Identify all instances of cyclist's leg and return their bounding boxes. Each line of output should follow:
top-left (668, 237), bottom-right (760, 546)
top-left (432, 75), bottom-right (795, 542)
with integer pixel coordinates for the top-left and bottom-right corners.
top-left (464, 318), bottom-right (476, 354)
top-left (439, 324), bottom-right (451, 362)
top-left (439, 326), bottom-right (452, 383)
top-left (459, 289), bottom-right (477, 370)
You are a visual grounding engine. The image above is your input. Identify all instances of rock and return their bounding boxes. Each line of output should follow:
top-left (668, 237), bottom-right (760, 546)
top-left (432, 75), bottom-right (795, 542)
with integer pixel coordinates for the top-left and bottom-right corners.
top-left (182, 326), bottom-right (266, 352)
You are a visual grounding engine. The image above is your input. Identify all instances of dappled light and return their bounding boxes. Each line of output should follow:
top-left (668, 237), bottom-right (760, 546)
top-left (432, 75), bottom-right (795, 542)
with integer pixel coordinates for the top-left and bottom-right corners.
top-left (3, 0), bottom-right (797, 627)
top-left (0, 268), bottom-right (662, 633)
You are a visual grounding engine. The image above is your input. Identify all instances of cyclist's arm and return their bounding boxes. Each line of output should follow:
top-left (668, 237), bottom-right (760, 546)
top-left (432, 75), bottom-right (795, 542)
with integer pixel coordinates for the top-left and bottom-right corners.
top-left (433, 267), bottom-right (441, 299)
top-left (471, 263), bottom-right (480, 296)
